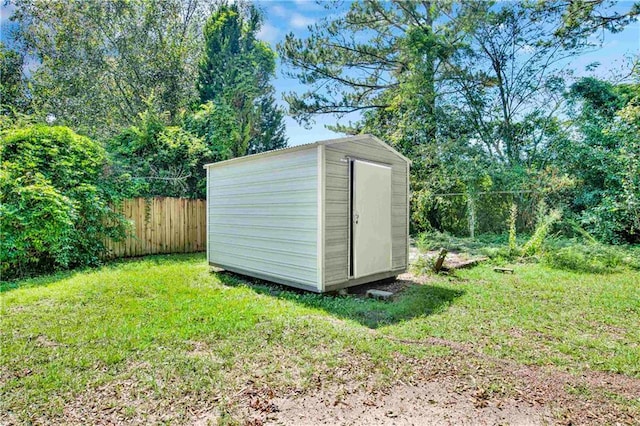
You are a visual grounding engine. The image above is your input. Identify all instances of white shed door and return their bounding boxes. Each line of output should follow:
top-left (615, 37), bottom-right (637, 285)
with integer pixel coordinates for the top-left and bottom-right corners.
top-left (352, 160), bottom-right (392, 278)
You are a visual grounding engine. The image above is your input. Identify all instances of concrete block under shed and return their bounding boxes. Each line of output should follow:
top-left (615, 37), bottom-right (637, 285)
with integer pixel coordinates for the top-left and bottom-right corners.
top-left (366, 289), bottom-right (394, 300)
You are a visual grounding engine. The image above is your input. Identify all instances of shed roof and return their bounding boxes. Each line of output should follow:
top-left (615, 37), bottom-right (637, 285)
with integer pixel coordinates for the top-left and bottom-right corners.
top-left (203, 134), bottom-right (411, 169)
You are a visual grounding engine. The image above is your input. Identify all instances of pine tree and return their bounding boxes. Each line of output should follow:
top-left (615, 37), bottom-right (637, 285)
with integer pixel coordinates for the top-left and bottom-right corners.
top-left (197, 3), bottom-right (286, 158)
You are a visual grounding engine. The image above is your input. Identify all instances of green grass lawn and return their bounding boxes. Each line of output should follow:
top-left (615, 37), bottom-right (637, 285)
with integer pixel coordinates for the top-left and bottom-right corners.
top-left (1, 253), bottom-right (639, 423)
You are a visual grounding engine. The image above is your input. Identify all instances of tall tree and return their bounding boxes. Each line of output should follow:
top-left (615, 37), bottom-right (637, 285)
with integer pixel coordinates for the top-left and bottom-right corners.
top-left (279, 0), bottom-right (465, 191)
top-left (279, 1), bottom-right (497, 233)
top-left (0, 42), bottom-right (29, 115)
top-left (554, 0), bottom-right (640, 41)
top-left (279, 0), bottom-right (454, 138)
top-left (559, 75), bottom-right (640, 243)
top-left (443, 1), bottom-right (638, 167)
top-left (197, 2), bottom-right (286, 158)
top-left (10, 0), bottom-right (215, 139)
top-left (281, 0), bottom-right (637, 164)
top-left (280, 0), bottom-right (638, 233)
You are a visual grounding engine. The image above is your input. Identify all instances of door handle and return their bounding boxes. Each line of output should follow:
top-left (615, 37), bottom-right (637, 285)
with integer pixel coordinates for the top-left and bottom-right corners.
top-left (353, 213), bottom-right (359, 224)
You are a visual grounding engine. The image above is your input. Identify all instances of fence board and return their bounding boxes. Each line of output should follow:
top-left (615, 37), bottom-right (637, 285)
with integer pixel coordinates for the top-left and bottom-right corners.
top-left (105, 197), bottom-right (207, 258)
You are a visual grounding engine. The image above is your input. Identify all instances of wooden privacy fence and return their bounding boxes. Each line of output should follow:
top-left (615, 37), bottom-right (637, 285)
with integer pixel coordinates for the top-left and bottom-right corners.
top-left (105, 197), bottom-right (206, 258)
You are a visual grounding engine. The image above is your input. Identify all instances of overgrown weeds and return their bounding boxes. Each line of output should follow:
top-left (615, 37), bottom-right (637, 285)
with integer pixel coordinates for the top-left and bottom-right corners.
top-left (417, 197), bottom-right (639, 274)
top-left (542, 240), bottom-right (640, 273)
top-left (521, 206), bottom-right (562, 256)
top-left (416, 230), bottom-right (639, 274)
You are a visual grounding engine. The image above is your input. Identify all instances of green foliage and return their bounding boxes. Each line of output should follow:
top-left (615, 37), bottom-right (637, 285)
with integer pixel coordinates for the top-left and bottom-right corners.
top-left (0, 42), bottom-right (29, 115)
top-left (417, 228), bottom-right (640, 274)
top-left (280, 0), bottom-right (638, 242)
top-left (522, 207), bottom-right (562, 256)
top-left (11, 0), bottom-right (213, 139)
top-left (0, 110), bottom-right (41, 133)
top-left (542, 242), bottom-right (640, 274)
top-left (109, 103), bottom-right (211, 198)
top-left (196, 3), bottom-right (286, 158)
top-left (411, 254), bottom-right (437, 276)
top-left (415, 231), bottom-right (518, 261)
top-left (419, 228), bottom-right (640, 278)
top-left (281, 1), bottom-right (464, 234)
top-left (198, 3), bottom-right (272, 103)
top-left (1, 125), bottom-right (127, 279)
top-left (562, 76), bottom-right (640, 243)
top-left (183, 101), bottom-right (242, 161)
top-left (556, 0), bottom-right (640, 40)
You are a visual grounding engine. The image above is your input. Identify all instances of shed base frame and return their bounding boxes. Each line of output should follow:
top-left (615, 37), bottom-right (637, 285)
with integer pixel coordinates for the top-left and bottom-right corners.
top-left (210, 262), bottom-right (407, 293)
top-left (209, 263), bottom-right (320, 292)
top-left (324, 268), bottom-right (406, 292)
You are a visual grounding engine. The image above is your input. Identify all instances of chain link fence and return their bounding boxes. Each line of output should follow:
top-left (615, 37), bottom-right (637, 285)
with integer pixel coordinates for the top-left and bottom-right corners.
top-left (415, 190), bottom-right (545, 237)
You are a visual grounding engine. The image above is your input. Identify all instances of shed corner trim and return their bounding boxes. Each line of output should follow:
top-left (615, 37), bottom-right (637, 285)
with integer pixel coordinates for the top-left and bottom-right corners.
top-left (317, 143), bottom-right (326, 292)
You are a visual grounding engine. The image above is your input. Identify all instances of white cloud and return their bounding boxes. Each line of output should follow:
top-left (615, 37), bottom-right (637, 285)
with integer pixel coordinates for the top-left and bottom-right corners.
top-left (292, 0), bottom-right (323, 10)
top-left (257, 22), bottom-right (280, 44)
top-left (290, 12), bottom-right (315, 29)
top-left (23, 55), bottom-right (40, 77)
top-left (270, 4), bottom-right (287, 18)
top-left (0, 3), bottom-right (16, 25)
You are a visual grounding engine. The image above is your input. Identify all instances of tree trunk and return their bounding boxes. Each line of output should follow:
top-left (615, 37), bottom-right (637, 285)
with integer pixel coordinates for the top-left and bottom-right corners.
top-left (424, 1), bottom-right (437, 145)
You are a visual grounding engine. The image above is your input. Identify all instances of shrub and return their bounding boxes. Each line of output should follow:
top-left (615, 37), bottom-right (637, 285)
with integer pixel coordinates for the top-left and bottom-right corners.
top-left (542, 244), bottom-right (637, 274)
top-left (411, 254), bottom-right (437, 275)
top-left (522, 207), bottom-right (562, 256)
top-left (1, 125), bottom-right (127, 279)
top-left (108, 108), bottom-right (211, 198)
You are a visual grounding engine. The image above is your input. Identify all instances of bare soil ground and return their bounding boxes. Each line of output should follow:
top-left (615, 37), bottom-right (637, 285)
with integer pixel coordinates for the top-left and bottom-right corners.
top-left (255, 380), bottom-right (553, 426)
top-left (418, 248), bottom-right (489, 271)
top-left (55, 328), bottom-right (640, 426)
top-left (229, 338), bottom-right (639, 425)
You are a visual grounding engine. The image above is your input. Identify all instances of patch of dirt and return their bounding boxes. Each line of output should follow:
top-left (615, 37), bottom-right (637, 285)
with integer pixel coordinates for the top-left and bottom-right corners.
top-left (208, 265), bottom-right (640, 426)
top-left (57, 377), bottom-right (223, 425)
top-left (423, 250), bottom-right (488, 271)
top-left (35, 334), bottom-right (65, 348)
top-left (233, 344), bottom-right (639, 426)
top-left (345, 273), bottom-right (437, 296)
top-left (227, 288), bottom-right (640, 426)
top-left (185, 340), bottom-right (225, 362)
top-left (381, 329), bottom-right (640, 425)
top-left (410, 245), bottom-right (488, 271)
top-left (215, 265), bottom-right (638, 425)
top-left (255, 379), bottom-right (552, 426)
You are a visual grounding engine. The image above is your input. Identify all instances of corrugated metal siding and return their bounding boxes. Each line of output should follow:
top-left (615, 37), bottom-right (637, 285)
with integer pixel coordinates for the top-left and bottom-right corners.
top-left (324, 138), bottom-right (409, 286)
top-left (208, 148), bottom-right (319, 289)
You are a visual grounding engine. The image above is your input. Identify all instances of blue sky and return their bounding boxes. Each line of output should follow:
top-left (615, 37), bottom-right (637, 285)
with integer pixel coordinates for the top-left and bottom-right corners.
top-left (254, 0), bottom-right (356, 145)
top-left (257, 0), bottom-right (640, 146)
top-left (2, 1), bottom-right (639, 146)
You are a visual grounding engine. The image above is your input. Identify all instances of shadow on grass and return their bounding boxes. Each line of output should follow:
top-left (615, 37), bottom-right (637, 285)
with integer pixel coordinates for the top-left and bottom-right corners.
top-left (0, 269), bottom-right (83, 293)
top-left (1, 252), bottom-right (206, 293)
top-left (216, 272), bottom-right (464, 329)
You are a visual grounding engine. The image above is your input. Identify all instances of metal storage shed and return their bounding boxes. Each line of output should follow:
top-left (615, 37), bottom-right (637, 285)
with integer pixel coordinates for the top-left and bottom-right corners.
top-left (204, 134), bottom-right (411, 293)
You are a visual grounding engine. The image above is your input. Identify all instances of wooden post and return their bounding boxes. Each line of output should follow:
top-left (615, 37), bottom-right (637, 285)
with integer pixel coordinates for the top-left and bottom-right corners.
top-left (433, 248), bottom-right (448, 273)
top-left (467, 191), bottom-right (476, 240)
